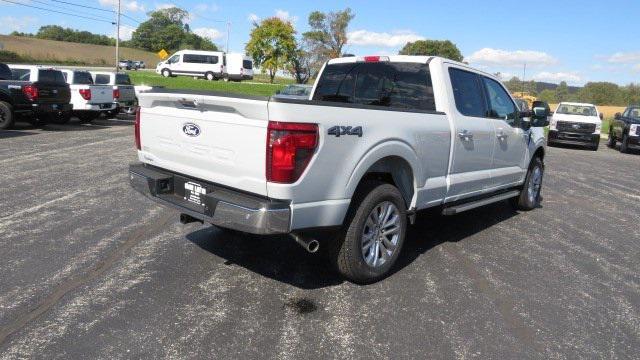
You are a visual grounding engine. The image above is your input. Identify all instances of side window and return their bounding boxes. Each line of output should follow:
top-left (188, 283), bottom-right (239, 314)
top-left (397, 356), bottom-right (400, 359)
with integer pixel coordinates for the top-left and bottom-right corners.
top-left (11, 69), bottom-right (31, 81)
top-left (482, 77), bottom-right (518, 126)
top-left (167, 55), bottom-right (180, 64)
top-left (449, 68), bottom-right (486, 117)
top-left (622, 108), bottom-right (631, 118)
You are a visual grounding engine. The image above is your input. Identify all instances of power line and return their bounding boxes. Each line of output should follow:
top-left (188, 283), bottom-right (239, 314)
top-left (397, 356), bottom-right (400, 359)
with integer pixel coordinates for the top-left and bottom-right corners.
top-left (29, 0), bottom-right (118, 22)
top-left (0, 0), bottom-right (117, 24)
top-left (48, 0), bottom-right (142, 24)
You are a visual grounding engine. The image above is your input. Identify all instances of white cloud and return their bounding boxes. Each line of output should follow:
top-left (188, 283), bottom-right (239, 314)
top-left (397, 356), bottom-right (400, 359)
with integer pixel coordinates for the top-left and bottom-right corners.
top-left (0, 16), bottom-right (37, 33)
top-left (155, 3), bottom-right (177, 10)
top-left (114, 24), bottom-right (136, 41)
top-left (607, 52), bottom-right (640, 64)
top-left (99, 0), bottom-right (145, 12)
top-left (274, 9), bottom-right (297, 23)
top-left (531, 71), bottom-right (581, 83)
top-left (247, 13), bottom-right (259, 23)
top-left (466, 48), bottom-right (558, 67)
top-left (193, 27), bottom-right (223, 41)
top-left (195, 3), bottom-right (219, 12)
top-left (347, 30), bottom-right (424, 47)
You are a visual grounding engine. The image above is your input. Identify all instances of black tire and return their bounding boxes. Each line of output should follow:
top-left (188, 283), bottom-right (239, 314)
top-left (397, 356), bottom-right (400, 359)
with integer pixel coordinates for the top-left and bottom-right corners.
top-left (620, 134), bottom-right (630, 153)
top-left (77, 111), bottom-right (100, 123)
top-left (333, 180), bottom-right (407, 284)
top-left (607, 131), bottom-right (616, 148)
top-left (161, 68), bottom-right (171, 78)
top-left (0, 101), bottom-right (15, 130)
top-left (511, 157), bottom-right (544, 211)
top-left (590, 141), bottom-right (599, 151)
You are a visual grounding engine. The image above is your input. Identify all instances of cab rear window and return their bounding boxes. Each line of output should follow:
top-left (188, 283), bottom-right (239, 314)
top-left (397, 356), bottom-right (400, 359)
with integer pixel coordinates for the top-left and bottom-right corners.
top-left (312, 62), bottom-right (436, 111)
top-left (73, 72), bottom-right (94, 85)
top-left (38, 70), bottom-right (66, 84)
top-left (115, 74), bottom-right (131, 85)
top-left (94, 74), bottom-right (111, 84)
top-left (243, 60), bottom-right (253, 69)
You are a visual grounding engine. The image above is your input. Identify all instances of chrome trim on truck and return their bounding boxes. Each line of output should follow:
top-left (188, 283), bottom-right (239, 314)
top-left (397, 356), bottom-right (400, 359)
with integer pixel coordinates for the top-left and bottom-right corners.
top-left (129, 163), bottom-right (291, 235)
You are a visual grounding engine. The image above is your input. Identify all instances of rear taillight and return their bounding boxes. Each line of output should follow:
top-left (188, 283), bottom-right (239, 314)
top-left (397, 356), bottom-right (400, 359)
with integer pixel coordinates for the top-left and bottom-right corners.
top-left (113, 89), bottom-right (120, 100)
top-left (361, 55), bottom-right (390, 63)
top-left (22, 85), bottom-right (39, 101)
top-left (134, 106), bottom-right (141, 150)
top-left (79, 89), bottom-right (91, 100)
top-left (266, 121), bottom-right (318, 183)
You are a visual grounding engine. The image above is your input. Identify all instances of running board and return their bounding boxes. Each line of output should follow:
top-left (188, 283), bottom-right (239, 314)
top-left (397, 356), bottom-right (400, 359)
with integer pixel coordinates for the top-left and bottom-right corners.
top-left (442, 190), bottom-right (520, 216)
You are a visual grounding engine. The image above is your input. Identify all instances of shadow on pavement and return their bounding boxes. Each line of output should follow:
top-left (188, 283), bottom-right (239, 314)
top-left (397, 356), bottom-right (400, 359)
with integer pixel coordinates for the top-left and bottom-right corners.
top-left (0, 130), bottom-right (39, 139)
top-left (187, 200), bottom-right (520, 289)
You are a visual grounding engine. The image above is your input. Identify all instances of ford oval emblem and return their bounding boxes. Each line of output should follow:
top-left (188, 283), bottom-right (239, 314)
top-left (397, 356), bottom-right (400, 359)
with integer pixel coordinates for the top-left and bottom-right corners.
top-left (182, 123), bottom-right (201, 137)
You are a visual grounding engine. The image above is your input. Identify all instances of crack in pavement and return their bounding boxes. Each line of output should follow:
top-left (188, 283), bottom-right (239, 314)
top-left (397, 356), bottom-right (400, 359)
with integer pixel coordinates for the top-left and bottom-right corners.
top-left (0, 211), bottom-right (175, 346)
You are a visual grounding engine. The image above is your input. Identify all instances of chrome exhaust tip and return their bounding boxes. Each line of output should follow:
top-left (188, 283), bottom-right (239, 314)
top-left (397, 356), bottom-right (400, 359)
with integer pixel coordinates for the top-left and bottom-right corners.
top-left (291, 233), bottom-right (319, 253)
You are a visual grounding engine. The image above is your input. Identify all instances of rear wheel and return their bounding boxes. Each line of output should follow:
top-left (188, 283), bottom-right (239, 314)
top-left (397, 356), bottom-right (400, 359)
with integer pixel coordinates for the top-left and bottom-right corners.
top-left (511, 157), bottom-right (544, 211)
top-left (333, 180), bottom-right (407, 284)
top-left (607, 130), bottom-right (616, 148)
top-left (205, 72), bottom-right (216, 81)
top-left (620, 134), bottom-right (630, 153)
top-left (0, 101), bottom-right (15, 130)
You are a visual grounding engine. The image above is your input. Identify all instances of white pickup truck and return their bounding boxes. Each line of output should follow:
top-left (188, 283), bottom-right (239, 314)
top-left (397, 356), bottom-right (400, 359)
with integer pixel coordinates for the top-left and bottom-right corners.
top-left (548, 102), bottom-right (603, 150)
top-left (90, 71), bottom-right (136, 116)
top-left (60, 69), bottom-right (116, 123)
top-left (129, 56), bottom-right (549, 283)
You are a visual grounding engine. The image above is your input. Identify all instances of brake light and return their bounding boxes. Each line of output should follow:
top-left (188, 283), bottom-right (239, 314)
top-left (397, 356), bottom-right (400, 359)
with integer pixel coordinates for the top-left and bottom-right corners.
top-left (134, 106), bottom-right (141, 150)
top-left (361, 55), bottom-right (389, 63)
top-left (113, 89), bottom-right (120, 100)
top-left (79, 89), bottom-right (91, 100)
top-left (22, 85), bottom-right (39, 101)
top-left (266, 121), bottom-right (318, 183)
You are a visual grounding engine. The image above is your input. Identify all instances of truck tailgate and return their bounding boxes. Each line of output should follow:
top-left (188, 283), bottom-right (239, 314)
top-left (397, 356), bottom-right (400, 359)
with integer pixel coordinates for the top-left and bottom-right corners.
top-left (35, 81), bottom-right (70, 104)
top-left (88, 85), bottom-right (114, 104)
top-left (137, 92), bottom-right (269, 196)
top-left (117, 85), bottom-right (136, 102)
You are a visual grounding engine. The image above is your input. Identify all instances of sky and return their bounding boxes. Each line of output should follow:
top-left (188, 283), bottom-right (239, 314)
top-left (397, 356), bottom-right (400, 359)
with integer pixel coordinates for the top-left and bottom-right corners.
top-left (1, 0), bottom-right (639, 86)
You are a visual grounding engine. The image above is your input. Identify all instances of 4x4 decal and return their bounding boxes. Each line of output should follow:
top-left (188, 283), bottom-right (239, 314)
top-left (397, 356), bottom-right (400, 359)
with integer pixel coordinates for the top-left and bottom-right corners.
top-left (328, 126), bottom-right (363, 137)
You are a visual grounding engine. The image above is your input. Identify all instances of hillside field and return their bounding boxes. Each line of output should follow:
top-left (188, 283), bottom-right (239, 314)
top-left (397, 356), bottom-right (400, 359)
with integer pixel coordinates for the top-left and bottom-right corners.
top-left (0, 35), bottom-right (159, 66)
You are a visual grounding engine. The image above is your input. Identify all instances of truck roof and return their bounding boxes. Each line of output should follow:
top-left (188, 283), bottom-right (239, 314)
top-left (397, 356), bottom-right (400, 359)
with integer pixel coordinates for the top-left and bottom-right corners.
top-left (558, 102), bottom-right (597, 107)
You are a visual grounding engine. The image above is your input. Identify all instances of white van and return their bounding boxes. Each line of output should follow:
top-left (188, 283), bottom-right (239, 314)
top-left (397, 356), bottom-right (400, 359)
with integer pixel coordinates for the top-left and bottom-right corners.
top-left (224, 53), bottom-right (253, 81)
top-left (156, 50), bottom-right (226, 81)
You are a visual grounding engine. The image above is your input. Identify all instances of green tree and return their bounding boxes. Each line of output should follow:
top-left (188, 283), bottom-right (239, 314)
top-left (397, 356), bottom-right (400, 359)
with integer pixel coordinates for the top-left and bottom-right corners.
top-left (302, 8), bottom-right (355, 76)
top-left (555, 81), bottom-right (570, 102)
top-left (621, 83), bottom-right (640, 105)
top-left (537, 89), bottom-right (556, 104)
top-left (246, 17), bottom-right (297, 83)
top-left (398, 40), bottom-right (463, 62)
top-left (578, 82), bottom-right (623, 105)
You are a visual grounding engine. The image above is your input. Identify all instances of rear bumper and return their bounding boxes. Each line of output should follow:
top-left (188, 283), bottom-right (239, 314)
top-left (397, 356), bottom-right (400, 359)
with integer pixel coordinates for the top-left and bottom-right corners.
top-left (549, 130), bottom-right (599, 146)
top-left (15, 103), bottom-right (72, 114)
top-left (74, 103), bottom-right (116, 111)
top-left (129, 163), bottom-right (291, 235)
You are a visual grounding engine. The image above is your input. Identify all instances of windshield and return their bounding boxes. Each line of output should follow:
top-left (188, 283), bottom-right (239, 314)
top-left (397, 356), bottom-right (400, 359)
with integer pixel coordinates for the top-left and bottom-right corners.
top-left (627, 108), bottom-right (640, 119)
top-left (556, 104), bottom-right (597, 116)
top-left (115, 74), bottom-right (131, 85)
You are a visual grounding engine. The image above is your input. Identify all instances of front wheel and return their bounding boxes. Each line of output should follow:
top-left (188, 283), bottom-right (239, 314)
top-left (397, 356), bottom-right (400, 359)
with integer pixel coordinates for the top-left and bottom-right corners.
top-left (607, 131), bottom-right (616, 148)
top-left (511, 157), bottom-right (544, 211)
top-left (334, 181), bottom-right (407, 284)
top-left (47, 111), bottom-right (71, 125)
top-left (161, 68), bottom-right (171, 77)
top-left (0, 101), bottom-right (15, 130)
top-left (620, 134), bottom-right (630, 153)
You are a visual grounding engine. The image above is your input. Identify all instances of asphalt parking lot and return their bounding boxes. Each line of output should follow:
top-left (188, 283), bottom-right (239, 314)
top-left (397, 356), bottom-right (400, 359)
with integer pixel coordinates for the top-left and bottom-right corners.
top-left (0, 119), bottom-right (639, 359)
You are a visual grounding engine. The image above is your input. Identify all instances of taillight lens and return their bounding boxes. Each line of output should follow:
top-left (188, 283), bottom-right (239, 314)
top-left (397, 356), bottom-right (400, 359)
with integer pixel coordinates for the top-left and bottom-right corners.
top-left (79, 89), bottom-right (91, 100)
top-left (134, 106), bottom-right (141, 150)
top-left (113, 89), bottom-right (120, 100)
top-left (266, 121), bottom-right (318, 183)
top-left (22, 85), bottom-right (39, 101)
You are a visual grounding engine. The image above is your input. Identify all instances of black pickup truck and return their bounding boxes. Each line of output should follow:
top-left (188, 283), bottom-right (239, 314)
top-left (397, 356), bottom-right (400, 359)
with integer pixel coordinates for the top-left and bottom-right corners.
top-left (0, 63), bottom-right (72, 129)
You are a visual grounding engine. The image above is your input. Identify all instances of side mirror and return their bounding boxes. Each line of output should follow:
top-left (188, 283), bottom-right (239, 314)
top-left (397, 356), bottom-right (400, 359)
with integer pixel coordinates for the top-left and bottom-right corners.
top-left (615, 112), bottom-right (621, 120)
top-left (599, 112), bottom-right (604, 120)
top-left (530, 107), bottom-right (550, 127)
top-left (532, 106), bottom-right (549, 118)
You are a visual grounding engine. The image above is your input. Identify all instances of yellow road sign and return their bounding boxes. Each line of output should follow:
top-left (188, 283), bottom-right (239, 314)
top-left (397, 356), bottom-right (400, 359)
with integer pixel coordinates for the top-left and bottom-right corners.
top-left (157, 49), bottom-right (169, 60)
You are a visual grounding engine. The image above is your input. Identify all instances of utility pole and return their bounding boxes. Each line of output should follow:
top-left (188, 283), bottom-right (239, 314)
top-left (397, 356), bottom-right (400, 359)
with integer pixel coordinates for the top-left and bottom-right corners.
top-left (522, 62), bottom-right (527, 94)
top-left (115, 0), bottom-right (121, 72)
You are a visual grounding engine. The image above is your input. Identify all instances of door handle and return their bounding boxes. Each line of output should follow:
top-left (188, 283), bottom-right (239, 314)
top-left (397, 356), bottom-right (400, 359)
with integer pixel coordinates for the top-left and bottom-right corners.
top-left (496, 131), bottom-right (508, 141)
top-left (458, 130), bottom-right (474, 141)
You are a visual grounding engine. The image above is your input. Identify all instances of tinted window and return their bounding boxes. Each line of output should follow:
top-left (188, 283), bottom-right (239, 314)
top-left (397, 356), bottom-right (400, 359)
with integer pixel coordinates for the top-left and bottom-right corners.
top-left (313, 62), bottom-right (435, 111)
top-left (482, 77), bottom-right (518, 125)
top-left (628, 108), bottom-right (640, 119)
top-left (0, 64), bottom-right (11, 80)
top-left (183, 54), bottom-right (218, 64)
top-left (38, 70), bottom-right (66, 84)
top-left (11, 68), bottom-right (31, 81)
top-left (243, 60), bottom-right (253, 69)
top-left (94, 74), bottom-right (111, 84)
top-left (115, 74), bottom-right (131, 85)
top-left (449, 68), bottom-right (486, 117)
top-left (73, 72), bottom-right (94, 85)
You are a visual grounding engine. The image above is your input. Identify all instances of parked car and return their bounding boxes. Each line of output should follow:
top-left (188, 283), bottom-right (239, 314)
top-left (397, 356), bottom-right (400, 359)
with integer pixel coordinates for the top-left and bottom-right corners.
top-left (548, 102), bottom-right (603, 150)
top-left (129, 55), bottom-right (548, 283)
top-left (0, 64), bottom-right (71, 129)
top-left (60, 69), bottom-right (116, 123)
top-left (224, 53), bottom-right (253, 81)
top-left (608, 106), bottom-right (640, 153)
top-left (90, 71), bottom-right (136, 117)
top-left (156, 50), bottom-right (226, 81)
top-left (133, 60), bottom-right (145, 69)
top-left (273, 84), bottom-right (313, 100)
